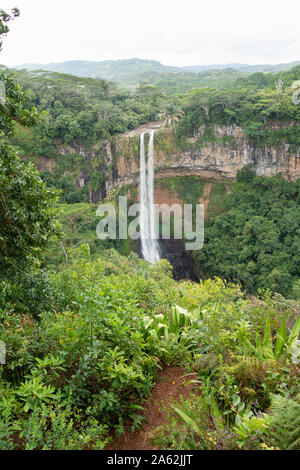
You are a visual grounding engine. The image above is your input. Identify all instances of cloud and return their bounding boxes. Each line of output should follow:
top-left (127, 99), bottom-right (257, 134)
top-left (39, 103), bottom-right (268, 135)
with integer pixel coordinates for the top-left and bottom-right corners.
top-left (0, 0), bottom-right (299, 66)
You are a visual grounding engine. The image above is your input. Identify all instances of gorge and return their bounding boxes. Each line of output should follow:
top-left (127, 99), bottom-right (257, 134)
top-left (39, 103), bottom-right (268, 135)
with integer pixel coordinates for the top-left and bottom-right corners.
top-left (9, 65), bottom-right (300, 285)
top-left (106, 122), bottom-right (300, 198)
top-left (1, 6), bottom-right (300, 451)
top-left (32, 122), bottom-right (300, 205)
top-left (30, 121), bottom-right (300, 280)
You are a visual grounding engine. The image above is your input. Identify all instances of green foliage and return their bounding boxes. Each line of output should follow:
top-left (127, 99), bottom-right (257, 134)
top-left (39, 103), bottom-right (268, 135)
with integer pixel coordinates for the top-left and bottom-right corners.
top-left (16, 375), bottom-right (57, 412)
top-left (17, 403), bottom-right (108, 450)
top-left (233, 414), bottom-right (270, 448)
top-left (140, 68), bottom-right (245, 94)
top-left (151, 394), bottom-right (225, 450)
top-left (0, 269), bottom-right (57, 317)
top-left (8, 59), bottom-right (300, 206)
top-left (40, 171), bottom-right (84, 203)
top-left (0, 69), bottom-right (43, 139)
top-left (266, 395), bottom-right (300, 450)
top-left (149, 276), bottom-right (299, 451)
top-left (41, 203), bottom-right (131, 269)
top-left (17, 58), bottom-right (179, 84)
top-left (0, 39), bottom-right (60, 279)
top-left (194, 170), bottom-right (300, 296)
top-left (10, 68), bottom-right (162, 149)
top-left (5, 68), bottom-right (164, 203)
top-left (176, 69), bottom-right (300, 146)
top-left (0, 7), bottom-right (20, 52)
top-left (0, 142), bottom-right (60, 275)
top-left (0, 248), bottom-right (175, 448)
top-left (1, 19), bottom-right (299, 449)
top-left (157, 176), bottom-right (205, 206)
top-left (0, 246), bottom-right (299, 450)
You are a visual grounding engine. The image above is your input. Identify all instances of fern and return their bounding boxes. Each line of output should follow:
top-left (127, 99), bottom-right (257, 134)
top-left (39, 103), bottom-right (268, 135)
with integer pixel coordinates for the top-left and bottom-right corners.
top-left (267, 395), bottom-right (300, 450)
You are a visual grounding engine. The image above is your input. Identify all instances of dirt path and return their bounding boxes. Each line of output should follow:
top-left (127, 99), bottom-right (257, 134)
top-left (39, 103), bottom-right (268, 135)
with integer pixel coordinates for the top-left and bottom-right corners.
top-left (106, 367), bottom-right (196, 450)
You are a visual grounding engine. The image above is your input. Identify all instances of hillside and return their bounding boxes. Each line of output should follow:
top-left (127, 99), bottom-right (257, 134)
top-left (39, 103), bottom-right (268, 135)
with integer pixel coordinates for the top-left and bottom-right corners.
top-left (1, 242), bottom-right (300, 450)
top-left (181, 60), bottom-right (300, 73)
top-left (13, 58), bottom-right (179, 85)
top-left (4, 62), bottom-right (299, 296)
top-left (1, 2), bottom-right (300, 455)
top-left (10, 64), bottom-right (248, 93)
top-left (12, 58), bottom-right (300, 88)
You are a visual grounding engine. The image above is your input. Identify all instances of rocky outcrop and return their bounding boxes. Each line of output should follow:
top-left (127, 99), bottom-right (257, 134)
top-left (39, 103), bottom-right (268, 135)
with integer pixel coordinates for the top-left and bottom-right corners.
top-left (32, 122), bottom-right (299, 204)
top-left (33, 140), bottom-right (112, 203)
top-left (106, 123), bottom-right (300, 196)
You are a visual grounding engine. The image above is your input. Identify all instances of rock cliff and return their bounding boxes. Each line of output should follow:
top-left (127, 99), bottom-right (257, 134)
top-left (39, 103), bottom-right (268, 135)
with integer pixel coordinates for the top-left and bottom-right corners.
top-left (32, 122), bottom-right (300, 204)
top-left (106, 123), bottom-right (300, 197)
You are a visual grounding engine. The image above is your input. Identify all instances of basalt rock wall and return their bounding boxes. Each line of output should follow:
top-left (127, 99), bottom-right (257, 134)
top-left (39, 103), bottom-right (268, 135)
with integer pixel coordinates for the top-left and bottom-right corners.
top-left (32, 122), bottom-right (300, 204)
top-left (106, 123), bottom-right (300, 198)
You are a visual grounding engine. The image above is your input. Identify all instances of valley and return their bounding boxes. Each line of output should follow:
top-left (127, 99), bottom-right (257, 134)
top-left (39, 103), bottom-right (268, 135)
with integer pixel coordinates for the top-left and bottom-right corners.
top-left (1, 6), bottom-right (300, 450)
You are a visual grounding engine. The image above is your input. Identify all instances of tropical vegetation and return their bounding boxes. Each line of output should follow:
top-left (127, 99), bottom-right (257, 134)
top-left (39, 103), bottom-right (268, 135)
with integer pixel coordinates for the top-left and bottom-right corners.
top-left (0, 7), bottom-right (299, 451)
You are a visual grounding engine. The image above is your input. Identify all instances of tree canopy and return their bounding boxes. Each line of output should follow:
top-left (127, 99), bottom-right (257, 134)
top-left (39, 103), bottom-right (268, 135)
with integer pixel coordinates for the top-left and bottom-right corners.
top-left (0, 10), bottom-right (59, 276)
top-left (194, 167), bottom-right (300, 296)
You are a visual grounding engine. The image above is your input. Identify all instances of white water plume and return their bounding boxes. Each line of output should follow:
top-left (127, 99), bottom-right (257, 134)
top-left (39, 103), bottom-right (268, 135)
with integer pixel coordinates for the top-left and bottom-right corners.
top-left (139, 130), bottom-right (160, 263)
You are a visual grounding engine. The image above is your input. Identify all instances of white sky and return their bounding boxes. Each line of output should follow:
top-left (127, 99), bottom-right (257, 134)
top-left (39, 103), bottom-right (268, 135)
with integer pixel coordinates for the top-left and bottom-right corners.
top-left (0, 0), bottom-right (299, 67)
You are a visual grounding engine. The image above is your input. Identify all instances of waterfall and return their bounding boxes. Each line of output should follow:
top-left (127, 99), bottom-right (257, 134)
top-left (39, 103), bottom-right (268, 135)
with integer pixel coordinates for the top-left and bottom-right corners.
top-left (140, 130), bottom-right (160, 263)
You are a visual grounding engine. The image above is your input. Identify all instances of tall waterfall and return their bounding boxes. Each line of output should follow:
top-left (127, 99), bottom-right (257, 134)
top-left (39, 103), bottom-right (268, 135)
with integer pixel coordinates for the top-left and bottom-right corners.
top-left (140, 130), bottom-right (160, 263)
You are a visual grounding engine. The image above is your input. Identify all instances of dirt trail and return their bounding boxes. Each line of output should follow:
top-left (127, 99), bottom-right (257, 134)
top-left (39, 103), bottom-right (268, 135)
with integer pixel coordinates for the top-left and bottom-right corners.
top-left (106, 367), bottom-right (196, 450)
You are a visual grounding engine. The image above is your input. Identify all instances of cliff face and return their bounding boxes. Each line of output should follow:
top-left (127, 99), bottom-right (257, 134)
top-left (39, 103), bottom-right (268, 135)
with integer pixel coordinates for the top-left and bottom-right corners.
top-left (33, 140), bottom-right (113, 203)
top-left (107, 123), bottom-right (299, 279)
top-left (32, 122), bottom-right (300, 204)
top-left (106, 123), bottom-right (300, 196)
top-left (32, 123), bottom-right (299, 278)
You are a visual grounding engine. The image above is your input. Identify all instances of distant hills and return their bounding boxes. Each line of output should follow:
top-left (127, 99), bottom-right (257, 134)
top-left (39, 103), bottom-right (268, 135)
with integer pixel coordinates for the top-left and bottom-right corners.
top-left (13, 58), bottom-right (178, 84)
top-left (181, 61), bottom-right (300, 73)
top-left (11, 58), bottom-right (300, 87)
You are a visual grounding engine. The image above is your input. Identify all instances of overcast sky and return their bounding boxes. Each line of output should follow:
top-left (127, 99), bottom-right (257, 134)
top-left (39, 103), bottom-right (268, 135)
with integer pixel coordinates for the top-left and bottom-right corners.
top-left (0, 0), bottom-right (299, 67)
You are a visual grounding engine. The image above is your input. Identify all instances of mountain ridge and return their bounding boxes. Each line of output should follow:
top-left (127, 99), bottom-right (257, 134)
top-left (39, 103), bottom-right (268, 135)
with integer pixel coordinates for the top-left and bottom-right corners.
top-left (182, 61), bottom-right (300, 72)
top-left (12, 58), bottom-right (179, 83)
top-left (11, 58), bottom-right (300, 89)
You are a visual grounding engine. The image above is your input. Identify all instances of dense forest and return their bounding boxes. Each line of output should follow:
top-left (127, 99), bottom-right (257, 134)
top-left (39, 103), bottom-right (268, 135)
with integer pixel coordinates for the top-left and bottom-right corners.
top-left (0, 8), bottom-right (299, 452)
top-left (194, 168), bottom-right (300, 296)
top-left (175, 68), bottom-right (300, 147)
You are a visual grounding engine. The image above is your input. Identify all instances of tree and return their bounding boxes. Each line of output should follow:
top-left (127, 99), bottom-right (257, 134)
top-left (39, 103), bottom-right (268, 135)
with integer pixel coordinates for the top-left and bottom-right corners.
top-left (194, 171), bottom-right (300, 296)
top-left (0, 142), bottom-right (60, 274)
top-left (0, 7), bottom-right (20, 51)
top-left (0, 9), bottom-right (60, 276)
top-left (158, 103), bottom-right (184, 127)
top-left (275, 75), bottom-right (284, 93)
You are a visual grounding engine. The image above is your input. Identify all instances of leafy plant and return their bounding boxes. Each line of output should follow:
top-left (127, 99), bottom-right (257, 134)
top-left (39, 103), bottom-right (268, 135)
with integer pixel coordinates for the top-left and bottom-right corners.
top-left (16, 376), bottom-right (57, 412)
top-left (233, 414), bottom-right (270, 448)
top-left (266, 395), bottom-right (300, 450)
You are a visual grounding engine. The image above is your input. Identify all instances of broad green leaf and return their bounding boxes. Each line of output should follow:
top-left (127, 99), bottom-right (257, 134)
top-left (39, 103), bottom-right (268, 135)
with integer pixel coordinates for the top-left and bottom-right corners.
top-left (262, 303), bottom-right (272, 351)
top-left (274, 315), bottom-right (287, 359)
top-left (232, 394), bottom-right (241, 407)
top-left (170, 405), bottom-right (201, 435)
top-left (288, 316), bottom-right (300, 346)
